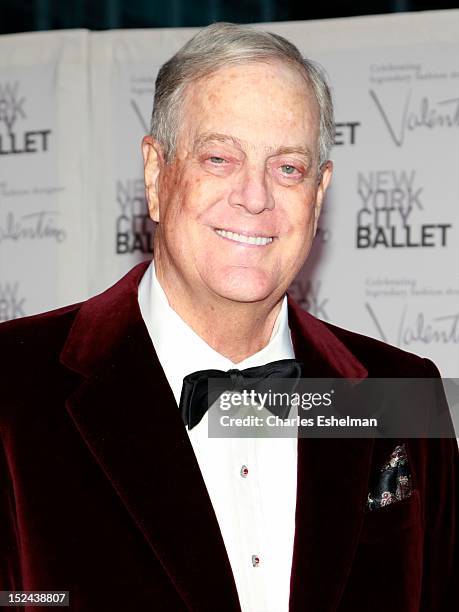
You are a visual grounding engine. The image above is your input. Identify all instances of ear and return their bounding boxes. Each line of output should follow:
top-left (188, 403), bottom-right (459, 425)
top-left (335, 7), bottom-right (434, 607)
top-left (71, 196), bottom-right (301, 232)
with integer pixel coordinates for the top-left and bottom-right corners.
top-left (142, 135), bottom-right (163, 223)
top-left (313, 160), bottom-right (333, 235)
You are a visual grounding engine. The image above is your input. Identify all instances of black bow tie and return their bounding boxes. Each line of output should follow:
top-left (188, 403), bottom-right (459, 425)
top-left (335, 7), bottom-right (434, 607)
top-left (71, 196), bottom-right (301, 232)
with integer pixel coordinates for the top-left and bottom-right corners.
top-left (179, 359), bottom-right (303, 430)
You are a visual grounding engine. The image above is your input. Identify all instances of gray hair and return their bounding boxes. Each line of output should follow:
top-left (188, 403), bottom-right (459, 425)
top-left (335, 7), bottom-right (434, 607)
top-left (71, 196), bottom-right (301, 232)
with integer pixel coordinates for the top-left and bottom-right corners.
top-left (150, 22), bottom-right (334, 167)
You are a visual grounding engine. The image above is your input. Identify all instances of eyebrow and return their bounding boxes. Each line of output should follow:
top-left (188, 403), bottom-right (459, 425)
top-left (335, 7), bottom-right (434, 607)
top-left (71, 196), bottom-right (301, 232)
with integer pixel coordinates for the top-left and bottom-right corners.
top-left (193, 132), bottom-right (313, 161)
top-left (193, 132), bottom-right (243, 151)
top-left (275, 145), bottom-right (313, 160)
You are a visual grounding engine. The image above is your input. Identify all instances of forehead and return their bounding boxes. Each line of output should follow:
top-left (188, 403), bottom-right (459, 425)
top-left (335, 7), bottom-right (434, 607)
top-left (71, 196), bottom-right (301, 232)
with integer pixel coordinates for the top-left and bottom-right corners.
top-left (178, 60), bottom-right (320, 155)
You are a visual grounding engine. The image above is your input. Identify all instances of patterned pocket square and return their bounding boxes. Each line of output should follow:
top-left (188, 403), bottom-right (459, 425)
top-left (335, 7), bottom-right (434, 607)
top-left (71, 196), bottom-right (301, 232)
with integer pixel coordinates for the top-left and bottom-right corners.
top-left (366, 444), bottom-right (413, 511)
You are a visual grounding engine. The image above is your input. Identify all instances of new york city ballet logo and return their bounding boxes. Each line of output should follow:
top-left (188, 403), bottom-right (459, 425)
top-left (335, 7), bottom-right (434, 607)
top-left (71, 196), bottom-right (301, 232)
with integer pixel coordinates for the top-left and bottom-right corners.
top-left (370, 89), bottom-right (459, 147)
top-left (333, 121), bottom-right (361, 146)
top-left (356, 169), bottom-right (452, 249)
top-left (0, 282), bottom-right (25, 321)
top-left (115, 178), bottom-right (155, 254)
top-left (0, 82), bottom-right (51, 155)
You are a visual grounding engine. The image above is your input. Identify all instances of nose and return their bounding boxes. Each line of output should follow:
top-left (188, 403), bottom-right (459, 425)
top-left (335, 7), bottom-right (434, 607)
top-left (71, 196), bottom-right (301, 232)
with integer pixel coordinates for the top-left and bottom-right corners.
top-left (228, 166), bottom-right (275, 214)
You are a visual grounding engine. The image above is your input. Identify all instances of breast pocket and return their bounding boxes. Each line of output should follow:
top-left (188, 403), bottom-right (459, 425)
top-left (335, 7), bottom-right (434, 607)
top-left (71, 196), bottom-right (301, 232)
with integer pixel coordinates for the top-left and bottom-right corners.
top-left (340, 491), bottom-right (424, 611)
top-left (360, 489), bottom-right (422, 543)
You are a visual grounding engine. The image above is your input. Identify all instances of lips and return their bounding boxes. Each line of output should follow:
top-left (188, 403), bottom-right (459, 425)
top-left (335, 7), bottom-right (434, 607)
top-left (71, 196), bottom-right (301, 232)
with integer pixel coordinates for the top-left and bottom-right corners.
top-left (214, 228), bottom-right (274, 246)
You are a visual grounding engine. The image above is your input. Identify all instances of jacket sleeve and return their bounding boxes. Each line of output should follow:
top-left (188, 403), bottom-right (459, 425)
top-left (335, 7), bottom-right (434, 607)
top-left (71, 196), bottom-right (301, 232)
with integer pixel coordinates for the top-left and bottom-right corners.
top-left (419, 358), bottom-right (458, 612)
top-left (0, 433), bottom-right (22, 593)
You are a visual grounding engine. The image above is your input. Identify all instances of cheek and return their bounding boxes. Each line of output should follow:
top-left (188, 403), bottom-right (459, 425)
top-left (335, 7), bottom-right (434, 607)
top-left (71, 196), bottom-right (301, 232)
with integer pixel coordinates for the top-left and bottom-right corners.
top-left (159, 172), bottom-right (197, 222)
top-left (184, 175), bottom-right (229, 221)
top-left (181, 176), bottom-right (205, 209)
top-left (161, 175), bottom-right (222, 244)
top-left (276, 189), bottom-right (317, 236)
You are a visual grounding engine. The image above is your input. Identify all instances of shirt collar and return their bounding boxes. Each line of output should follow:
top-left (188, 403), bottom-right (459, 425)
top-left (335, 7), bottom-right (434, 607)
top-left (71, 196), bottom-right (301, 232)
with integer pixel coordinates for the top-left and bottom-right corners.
top-left (138, 260), bottom-right (294, 404)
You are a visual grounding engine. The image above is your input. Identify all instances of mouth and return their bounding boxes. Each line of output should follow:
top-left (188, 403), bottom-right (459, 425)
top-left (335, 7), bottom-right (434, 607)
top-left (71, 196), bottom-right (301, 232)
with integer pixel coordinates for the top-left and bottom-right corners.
top-left (214, 228), bottom-right (274, 246)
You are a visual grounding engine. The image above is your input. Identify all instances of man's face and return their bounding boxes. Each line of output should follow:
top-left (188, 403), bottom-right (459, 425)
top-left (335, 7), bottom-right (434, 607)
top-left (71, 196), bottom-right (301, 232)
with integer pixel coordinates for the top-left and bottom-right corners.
top-left (143, 60), bottom-right (332, 306)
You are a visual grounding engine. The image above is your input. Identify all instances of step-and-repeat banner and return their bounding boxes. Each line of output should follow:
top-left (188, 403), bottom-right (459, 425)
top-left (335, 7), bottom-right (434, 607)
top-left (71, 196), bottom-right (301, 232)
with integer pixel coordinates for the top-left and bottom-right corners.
top-left (0, 30), bottom-right (90, 316)
top-left (1, 11), bottom-right (458, 374)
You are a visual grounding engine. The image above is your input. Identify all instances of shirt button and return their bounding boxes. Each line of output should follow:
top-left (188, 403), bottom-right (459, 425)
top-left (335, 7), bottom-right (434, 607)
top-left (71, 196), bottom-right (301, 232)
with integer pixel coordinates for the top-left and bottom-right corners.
top-left (240, 465), bottom-right (249, 478)
top-left (252, 555), bottom-right (260, 567)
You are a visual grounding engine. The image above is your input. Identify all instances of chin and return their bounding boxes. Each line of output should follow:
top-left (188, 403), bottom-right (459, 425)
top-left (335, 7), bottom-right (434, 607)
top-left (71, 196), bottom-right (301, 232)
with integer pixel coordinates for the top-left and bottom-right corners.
top-left (206, 268), bottom-right (280, 304)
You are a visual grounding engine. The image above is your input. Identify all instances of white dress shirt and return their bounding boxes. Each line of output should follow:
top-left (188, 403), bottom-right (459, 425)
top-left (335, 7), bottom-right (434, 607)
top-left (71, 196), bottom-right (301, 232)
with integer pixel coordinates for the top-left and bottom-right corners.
top-left (138, 260), bottom-right (298, 612)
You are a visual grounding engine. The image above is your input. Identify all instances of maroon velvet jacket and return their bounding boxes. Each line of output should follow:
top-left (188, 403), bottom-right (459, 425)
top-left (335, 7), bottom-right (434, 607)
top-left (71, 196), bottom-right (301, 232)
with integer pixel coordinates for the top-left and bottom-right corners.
top-left (0, 261), bottom-right (457, 611)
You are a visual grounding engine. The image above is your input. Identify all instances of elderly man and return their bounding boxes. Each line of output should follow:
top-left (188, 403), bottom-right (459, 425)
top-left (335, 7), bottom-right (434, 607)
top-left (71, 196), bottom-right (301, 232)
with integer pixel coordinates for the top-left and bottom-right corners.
top-left (0, 22), bottom-right (457, 612)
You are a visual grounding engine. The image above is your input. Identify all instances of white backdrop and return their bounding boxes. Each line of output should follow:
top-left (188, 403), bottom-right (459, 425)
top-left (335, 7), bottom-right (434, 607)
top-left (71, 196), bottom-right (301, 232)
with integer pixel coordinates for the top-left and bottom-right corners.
top-left (0, 30), bottom-right (90, 316)
top-left (1, 10), bottom-right (458, 375)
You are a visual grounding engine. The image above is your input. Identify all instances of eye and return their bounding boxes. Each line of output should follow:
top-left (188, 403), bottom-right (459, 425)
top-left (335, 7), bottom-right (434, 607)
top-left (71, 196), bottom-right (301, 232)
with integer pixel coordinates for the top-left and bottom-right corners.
top-left (280, 164), bottom-right (299, 175)
top-left (209, 156), bottom-right (226, 164)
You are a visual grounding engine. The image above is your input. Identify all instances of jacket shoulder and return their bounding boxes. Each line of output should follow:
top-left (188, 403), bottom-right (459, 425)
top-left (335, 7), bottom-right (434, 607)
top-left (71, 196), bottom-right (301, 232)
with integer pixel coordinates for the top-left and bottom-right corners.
top-left (0, 302), bottom-right (82, 371)
top-left (0, 303), bottom-right (85, 429)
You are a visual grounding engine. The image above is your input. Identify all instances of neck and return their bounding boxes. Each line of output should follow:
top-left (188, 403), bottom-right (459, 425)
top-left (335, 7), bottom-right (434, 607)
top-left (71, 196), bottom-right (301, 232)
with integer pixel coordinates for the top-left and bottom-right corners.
top-left (154, 258), bottom-right (284, 364)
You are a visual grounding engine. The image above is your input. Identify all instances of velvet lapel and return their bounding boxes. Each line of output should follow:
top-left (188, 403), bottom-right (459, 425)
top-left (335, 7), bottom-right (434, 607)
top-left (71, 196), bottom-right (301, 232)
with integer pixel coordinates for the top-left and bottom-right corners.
top-left (60, 262), bottom-right (241, 612)
top-left (287, 296), bottom-right (374, 612)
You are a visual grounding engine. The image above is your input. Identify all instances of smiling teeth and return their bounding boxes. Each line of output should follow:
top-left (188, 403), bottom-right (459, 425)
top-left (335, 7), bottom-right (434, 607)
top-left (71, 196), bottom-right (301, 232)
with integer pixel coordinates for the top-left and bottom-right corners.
top-left (215, 229), bottom-right (273, 245)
